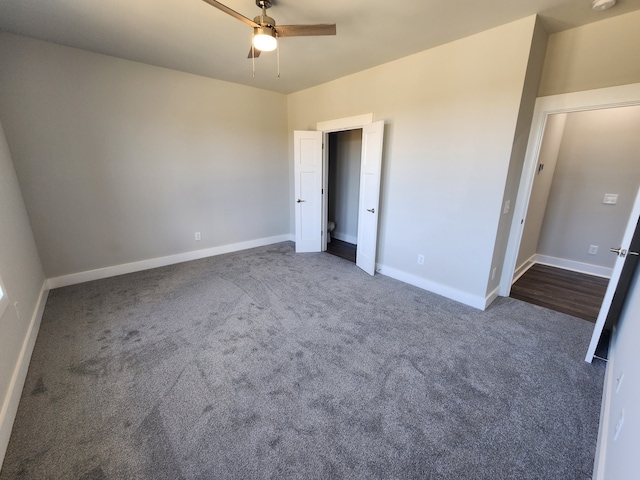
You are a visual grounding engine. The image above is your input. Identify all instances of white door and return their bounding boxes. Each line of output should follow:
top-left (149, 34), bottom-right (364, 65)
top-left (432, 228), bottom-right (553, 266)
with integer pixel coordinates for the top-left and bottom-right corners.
top-left (585, 186), bottom-right (640, 362)
top-left (294, 130), bottom-right (323, 252)
top-left (355, 121), bottom-right (384, 275)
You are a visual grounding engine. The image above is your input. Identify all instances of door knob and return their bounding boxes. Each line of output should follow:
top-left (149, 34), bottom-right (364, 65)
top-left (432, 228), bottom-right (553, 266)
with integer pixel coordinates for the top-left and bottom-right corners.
top-left (296, 199), bottom-right (305, 203)
top-left (367, 208), bottom-right (375, 213)
top-left (610, 247), bottom-right (627, 257)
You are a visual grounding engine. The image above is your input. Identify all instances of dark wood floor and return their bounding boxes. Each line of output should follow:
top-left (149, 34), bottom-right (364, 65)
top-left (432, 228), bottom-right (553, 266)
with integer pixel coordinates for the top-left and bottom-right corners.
top-left (510, 263), bottom-right (609, 322)
top-left (326, 238), bottom-right (356, 263)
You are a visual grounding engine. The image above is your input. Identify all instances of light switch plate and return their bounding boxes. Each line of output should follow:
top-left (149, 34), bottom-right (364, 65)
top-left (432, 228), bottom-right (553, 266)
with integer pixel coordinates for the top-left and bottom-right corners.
top-left (603, 194), bottom-right (618, 205)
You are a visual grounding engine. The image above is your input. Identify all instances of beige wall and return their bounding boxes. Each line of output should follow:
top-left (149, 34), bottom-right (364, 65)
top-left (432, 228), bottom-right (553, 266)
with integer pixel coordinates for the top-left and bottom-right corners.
top-left (487, 17), bottom-right (548, 296)
top-left (328, 130), bottom-right (362, 244)
top-left (288, 16), bottom-right (540, 307)
top-left (539, 10), bottom-right (640, 97)
top-left (516, 113), bottom-right (566, 269)
top-left (0, 33), bottom-right (290, 279)
top-left (0, 118), bottom-right (46, 466)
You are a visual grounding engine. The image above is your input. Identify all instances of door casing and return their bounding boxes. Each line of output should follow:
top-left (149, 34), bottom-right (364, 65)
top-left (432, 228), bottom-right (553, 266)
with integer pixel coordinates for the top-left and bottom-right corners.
top-left (317, 114), bottom-right (375, 249)
top-left (316, 114), bottom-right (383, 275)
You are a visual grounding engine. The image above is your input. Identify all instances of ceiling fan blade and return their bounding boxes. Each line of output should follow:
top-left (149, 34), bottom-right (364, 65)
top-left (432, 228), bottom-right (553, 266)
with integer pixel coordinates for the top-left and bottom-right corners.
top-left (275, 24), bottom-right (337, 37)
top-left (248, 47), bottom-right (262, 59)
top-left (201, 0), bottom-right (259, 28)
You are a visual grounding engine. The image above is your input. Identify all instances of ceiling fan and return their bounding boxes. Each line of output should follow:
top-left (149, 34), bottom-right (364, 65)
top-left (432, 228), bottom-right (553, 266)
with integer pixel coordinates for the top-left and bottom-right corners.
top-left (202, 0), bottom-right (337, 59)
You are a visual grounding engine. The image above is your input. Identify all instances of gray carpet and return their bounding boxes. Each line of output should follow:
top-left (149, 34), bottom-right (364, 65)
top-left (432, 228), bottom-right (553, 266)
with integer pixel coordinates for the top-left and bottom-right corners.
top-left (1, 242), bottom-right (604, 479)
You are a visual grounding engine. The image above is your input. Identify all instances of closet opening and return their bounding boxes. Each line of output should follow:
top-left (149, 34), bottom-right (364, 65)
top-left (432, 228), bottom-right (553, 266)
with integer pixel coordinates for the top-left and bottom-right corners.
top-left (325, 129), bottom-right (363, 263)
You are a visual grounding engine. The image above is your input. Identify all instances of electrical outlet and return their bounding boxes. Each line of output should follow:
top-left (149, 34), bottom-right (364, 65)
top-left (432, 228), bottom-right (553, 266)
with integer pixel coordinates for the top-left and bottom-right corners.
top-left (491, 267), bottom-right (497, 280)
top-left (194, 232), bottom-right (201, 241)
top-left (503, 200), bottom-right (511, 215)
top-left (13, 301), bottom-right (20, 319)
top-left (603, 194), bottom-right (618, 205)
top-left (417, 254), bottom-right (425, 265)
top-left (588, 245), bottom-right (598, 255)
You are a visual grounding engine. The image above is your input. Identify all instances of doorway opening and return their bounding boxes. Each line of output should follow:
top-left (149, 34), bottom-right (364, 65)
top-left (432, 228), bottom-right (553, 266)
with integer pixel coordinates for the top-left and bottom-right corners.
top-left (325, 129), bottom-right (362, 263)
top-left (507, 106), bottom-right (640, 326)
top-left (510, 106), bottom-right (640, 284)
top-left (508, 106), bottom-right (640, 327)
top-left (291, 113), bottom-right (383, 275)
top-left (500, 82), bottom-right (640, 362)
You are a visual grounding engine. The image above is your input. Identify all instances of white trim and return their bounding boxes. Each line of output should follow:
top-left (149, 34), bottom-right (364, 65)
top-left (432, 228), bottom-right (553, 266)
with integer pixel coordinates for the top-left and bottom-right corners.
top-left (512, 254), bottom-right (537, 284)
top-left (0, 273), bottom-right (8, 318)
top-left (377, 264), bottom-right (487, 310)
top-left (511, 254), bottom-right (612, 284)
top-left (0, 282), bottom-right (48, 467)
top-left (501, 82), bottom-right (640, 297)
top-left (332, 232), bottom-right (357, 245)
top-left (535, 83), bottom-right (640, 114)
top-left (317, 113), bottom-right (373, 132)
top-left (593, 327), bottom-right (616, 480)
top-left (318, 113), bottom-right (376, 261)
top-left (47, 234), bottom-right (293, 289)
top-left (484, 286), bottom-right (500, 310)
top-left (534, 254), bottom-right (612, 278)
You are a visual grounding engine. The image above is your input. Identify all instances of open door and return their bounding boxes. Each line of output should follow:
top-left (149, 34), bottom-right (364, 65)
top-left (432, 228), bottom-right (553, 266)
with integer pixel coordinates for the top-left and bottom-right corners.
top-left (294, 130), bottom-right (323, 253)
top-left (355, 121), bottom-right (384, 275)
top-left (294, 120), bottom-right (384, 275)
top-left (585, 186), bottom-right (640, 362)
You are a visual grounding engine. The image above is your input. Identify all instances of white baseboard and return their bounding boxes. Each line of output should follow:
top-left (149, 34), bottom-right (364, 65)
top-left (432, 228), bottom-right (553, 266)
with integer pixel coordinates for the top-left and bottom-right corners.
top-left (484, 286), bottom-right (500, 309)
top-left (376, 264), bottom-right (487, 310)
top-left (332, 232), bottom-right (357, 244)
top-left (47, 234), bottom-right (294, 289)
top-left (512, 255), bottom-right (537, 284)
top-left (534, 254), bottom-right (612, 278)
top-left (0, 282), bottom-right (49, 468)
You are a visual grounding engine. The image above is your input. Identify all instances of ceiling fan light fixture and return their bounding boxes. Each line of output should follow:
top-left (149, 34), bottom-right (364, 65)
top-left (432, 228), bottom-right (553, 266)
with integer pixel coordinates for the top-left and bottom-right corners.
top-left (592, 0), bottom-right (616, 11)
top-left (253, 27), bottom-right (277, 51)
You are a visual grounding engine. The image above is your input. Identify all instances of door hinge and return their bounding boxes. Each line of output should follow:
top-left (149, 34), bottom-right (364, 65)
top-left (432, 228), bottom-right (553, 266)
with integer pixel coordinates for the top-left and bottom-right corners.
top-left (322, 189), bottom-right (324, 194)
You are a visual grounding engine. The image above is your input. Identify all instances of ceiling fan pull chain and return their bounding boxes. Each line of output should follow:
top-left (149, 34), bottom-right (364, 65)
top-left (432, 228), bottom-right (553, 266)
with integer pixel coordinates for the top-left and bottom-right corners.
top-left (252, 42), bottom-right (256, 78)
top-left (276, 35), bottom-right (280, 79)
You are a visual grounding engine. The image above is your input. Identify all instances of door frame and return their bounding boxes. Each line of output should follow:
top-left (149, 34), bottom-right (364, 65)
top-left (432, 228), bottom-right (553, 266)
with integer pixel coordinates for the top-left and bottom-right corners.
top-left (500, 83), bottom-right (640, 297)
top-left (317, 114), bottom-right (374, 252)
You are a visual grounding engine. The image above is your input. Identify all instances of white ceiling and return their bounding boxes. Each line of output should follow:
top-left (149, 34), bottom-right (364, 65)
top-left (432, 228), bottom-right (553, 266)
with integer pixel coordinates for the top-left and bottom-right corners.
top-left (1, 0), bottom-right (639, 94)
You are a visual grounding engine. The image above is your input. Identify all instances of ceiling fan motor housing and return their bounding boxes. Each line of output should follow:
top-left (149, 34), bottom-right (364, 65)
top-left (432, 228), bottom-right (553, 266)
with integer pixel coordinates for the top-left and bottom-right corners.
top-left (254, 25), bottom-right (276, 38)
top-left (253, 14), bottom-right (276, 27)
